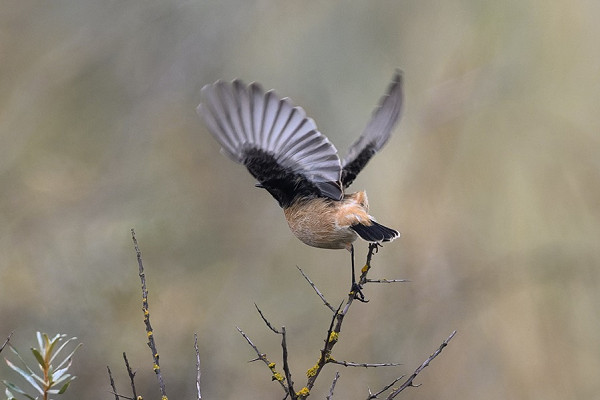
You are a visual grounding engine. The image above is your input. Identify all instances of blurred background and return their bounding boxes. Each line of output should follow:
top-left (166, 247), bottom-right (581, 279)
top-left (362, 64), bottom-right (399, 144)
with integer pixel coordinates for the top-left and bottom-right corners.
top-left (1, 1), bottom-right (599, 399)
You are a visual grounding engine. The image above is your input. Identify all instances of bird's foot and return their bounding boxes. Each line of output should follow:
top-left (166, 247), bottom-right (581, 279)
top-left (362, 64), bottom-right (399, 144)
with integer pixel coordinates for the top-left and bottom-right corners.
top-left (350, 282), bottom-right (369, 303)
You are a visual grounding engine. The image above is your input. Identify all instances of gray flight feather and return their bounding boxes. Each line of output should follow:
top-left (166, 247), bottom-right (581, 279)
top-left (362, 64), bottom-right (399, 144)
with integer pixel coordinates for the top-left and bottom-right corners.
top-left (198, 70), bottom-right (403, 200)
top-left (198, 78), bottom-right (343, 200)
top-left (341, 70), bottom-right (403, 187)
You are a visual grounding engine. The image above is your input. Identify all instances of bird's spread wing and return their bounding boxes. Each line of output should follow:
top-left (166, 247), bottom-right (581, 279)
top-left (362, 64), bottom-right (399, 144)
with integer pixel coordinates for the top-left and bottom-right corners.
top-left (198, 79), bottom-right (343, 208)
top-left (341, 70), bottom-right (404, 188)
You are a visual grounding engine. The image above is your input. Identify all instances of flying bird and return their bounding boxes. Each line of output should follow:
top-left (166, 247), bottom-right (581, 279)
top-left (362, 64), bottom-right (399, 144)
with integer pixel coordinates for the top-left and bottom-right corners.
top-left (198, 70), bottom-right (403, 300)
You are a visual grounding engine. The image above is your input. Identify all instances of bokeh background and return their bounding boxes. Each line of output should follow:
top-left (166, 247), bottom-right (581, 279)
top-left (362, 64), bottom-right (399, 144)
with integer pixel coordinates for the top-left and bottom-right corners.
top-left (1, 1), bottom-right (599, 399)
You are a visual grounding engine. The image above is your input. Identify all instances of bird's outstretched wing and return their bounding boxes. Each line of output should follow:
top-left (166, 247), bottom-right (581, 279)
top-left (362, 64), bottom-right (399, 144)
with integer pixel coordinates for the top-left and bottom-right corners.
top-left (341, 70), bottom-right (404, 188)
top-left (198, 79), bottom-right (343, 208)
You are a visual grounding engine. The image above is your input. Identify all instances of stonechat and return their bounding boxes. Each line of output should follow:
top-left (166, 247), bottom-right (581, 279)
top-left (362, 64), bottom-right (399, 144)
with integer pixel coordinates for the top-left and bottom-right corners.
top-left (198, 70), bottom-right (403, 299)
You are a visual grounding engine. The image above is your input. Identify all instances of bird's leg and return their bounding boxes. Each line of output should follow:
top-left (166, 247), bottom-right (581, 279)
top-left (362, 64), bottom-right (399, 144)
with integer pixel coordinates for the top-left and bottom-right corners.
top-left (349, 244), bottom-right (368, 302)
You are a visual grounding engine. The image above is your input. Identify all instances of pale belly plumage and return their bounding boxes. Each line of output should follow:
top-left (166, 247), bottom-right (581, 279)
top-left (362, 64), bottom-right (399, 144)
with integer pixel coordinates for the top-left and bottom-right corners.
top-left (283, 192), bottom-right (372, 250)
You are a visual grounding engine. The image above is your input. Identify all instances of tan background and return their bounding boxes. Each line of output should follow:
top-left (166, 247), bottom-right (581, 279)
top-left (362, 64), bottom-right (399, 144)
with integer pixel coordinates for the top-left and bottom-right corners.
top-left (1, 1), bottom-right (599, 399)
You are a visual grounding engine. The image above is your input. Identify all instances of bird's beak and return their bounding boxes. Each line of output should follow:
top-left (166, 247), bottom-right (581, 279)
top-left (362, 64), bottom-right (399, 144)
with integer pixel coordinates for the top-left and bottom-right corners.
top-left (255, 182), bottom-right (264, 188)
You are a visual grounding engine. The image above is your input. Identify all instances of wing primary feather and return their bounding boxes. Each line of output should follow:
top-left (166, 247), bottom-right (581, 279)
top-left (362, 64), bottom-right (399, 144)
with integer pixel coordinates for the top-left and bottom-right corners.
top-left (275, 113), bottom-right (313, 154)
top-left (250, 83), bottom-right (266, 146)
top-left (220, 82), bottom-right (246, 145)
top-left (198, 96), bottom-right (239, 160)
top-left (272, 106), bottom-right (306, 151)
top-left (265, 99), bottom-right (289, 152)
top-left (263, 93), bottom-right (286, 152)
top-left (278, 129), bottom-right (319, 160)
top-left (233, 80), bottom-right (252, 145)
top-left (213, 83), bottom-right (245, 154)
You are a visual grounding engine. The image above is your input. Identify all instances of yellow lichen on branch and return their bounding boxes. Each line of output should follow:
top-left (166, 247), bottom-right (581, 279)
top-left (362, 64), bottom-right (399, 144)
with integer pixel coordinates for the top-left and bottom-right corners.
top-left (296, 387), bottom-right (310, 396)
top-left (328, 331), bottom-right (339, 343)
top-left (306, 363), bottom-right (319, 377)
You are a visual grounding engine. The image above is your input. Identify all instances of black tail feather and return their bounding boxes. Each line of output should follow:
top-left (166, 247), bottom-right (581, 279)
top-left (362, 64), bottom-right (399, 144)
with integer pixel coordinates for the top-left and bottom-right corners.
top-left (350, 220), bottom-right (400, 243)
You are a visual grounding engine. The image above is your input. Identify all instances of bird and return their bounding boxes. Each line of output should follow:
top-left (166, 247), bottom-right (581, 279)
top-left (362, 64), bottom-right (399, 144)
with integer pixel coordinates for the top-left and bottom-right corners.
top-left (198, 70), bottom-right (403, 300)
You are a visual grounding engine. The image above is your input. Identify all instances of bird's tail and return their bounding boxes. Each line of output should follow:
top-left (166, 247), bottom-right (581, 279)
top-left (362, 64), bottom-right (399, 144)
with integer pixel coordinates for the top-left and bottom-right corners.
top-left (351, 220), bottom-right (400, 243)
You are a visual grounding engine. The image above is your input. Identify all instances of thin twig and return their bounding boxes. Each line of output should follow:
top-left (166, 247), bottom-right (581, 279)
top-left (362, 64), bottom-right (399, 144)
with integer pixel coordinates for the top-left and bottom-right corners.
top-left (366, 376), bottom-right (405, 400)
top-left (0, 331), bottom-right (13, 354)
top-left (106, 366), bottom-right (120, 400)
top-left (385, 330), bottom-right (457, 399)
top-left (326, 372), bottom-right (340, 400)
top-left (237, 327), bottom-right (265, 363)
top-left (237, 327), bottom-right (289, 396)
top-left (131, 228), bottom-right (167, 399)
top-left (107, 391), bottom-right (135, 400)
top-left (328, 360), bottom-right (401, 368)
top-left (255, 303), bottom-right (282, 334)
top-left (365, 279), bottom-right (409, 283)
top-left (296, 266), bottom-right (336, 312)
top-left (194, 333), bottom-right (202, 400)
top-left (122, 352), bottom-right (137, 400)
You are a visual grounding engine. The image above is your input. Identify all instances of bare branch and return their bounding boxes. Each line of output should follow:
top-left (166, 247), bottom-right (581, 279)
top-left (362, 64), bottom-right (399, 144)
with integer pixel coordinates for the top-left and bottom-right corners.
top-left (304, 244), bottom-right (384, 395)
top-left (106, 365), bottom-right (137, 400)
top-left (305, 302), bottom-right (342, 393)
top-left (326, 372), bottom-right (340, 400)
top-left (328, 360), bottom-right (401, 368)
top-left (131, 228), bottom-right (167, 399)
top-left (253, 304), bottom-right (298, 396)
top-left (296, 266), bottom-right (336, 312)
top-left (280, 326), bottom-right (296, 398)
top-left (255, 303), bottom-right (282, 334)
top-left (0, 331), bottom-right (13, 354)
top-left (106, 366), bottom-right (120, 400)
top-left (194, 333), bottom-right (202, 400)
top-left (385, 330), bottom-right (457, 399)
